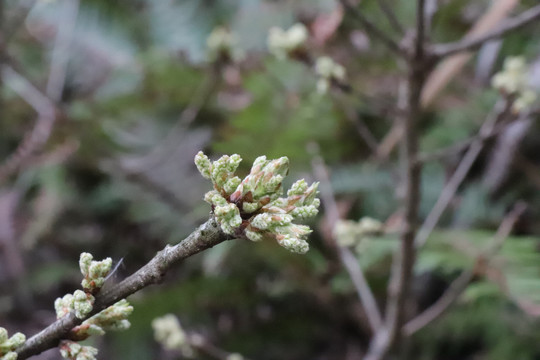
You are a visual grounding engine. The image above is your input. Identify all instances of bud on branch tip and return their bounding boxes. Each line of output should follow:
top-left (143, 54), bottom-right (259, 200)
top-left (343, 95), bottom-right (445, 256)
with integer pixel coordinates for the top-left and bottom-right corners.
top-left (195, 151), bottom-right (320, 254)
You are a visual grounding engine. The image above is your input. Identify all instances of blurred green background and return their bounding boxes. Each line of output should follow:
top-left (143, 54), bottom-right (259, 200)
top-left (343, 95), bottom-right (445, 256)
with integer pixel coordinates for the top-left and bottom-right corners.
top-left (2, 0), bottom-right (540, 359)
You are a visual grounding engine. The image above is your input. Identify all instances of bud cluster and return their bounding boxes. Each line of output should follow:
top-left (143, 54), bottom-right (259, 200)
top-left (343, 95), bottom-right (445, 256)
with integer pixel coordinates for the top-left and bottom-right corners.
top-left (207, 27), bottom-right (244, 63)
top-left (0, 328), bottom-right (25, 360)
top-left (59, 341), bottom-right (98, 360)
top-left (79, 252), bottom-right (112, 293)
top-left (333, 217), bottom-right (384, 248)
top-left (54, 254), bottom-right (133, 360)
top-left (315, 56), bottom-right (346, 94)
top-left (68, 299), bottom-right (134, 341)
top-left (491, 56), bottom-right (538, 113)
top-left (152, 314), bottom-right (194, 357)
top-left (195, 152), bottom-right (320, 254)
top-left (267, 23), bottom-right (308, 60)
top-left (55, 291), bottom-right (95, 320)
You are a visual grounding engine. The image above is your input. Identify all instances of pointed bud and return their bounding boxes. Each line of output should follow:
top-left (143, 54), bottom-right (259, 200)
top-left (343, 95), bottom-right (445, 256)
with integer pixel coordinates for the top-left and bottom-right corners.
top-left (194, 151), bottom-right (212, 179)
top-left (245, 229), bottom-right (263, 242)
top-left (251, 213), bottom-right (272, 230)
top-left (277, 235), bottom-right (309, 254)
top-left (288, 179), bottom-right (308, 196)
top-left (224, 176), bottom-right (241, 195)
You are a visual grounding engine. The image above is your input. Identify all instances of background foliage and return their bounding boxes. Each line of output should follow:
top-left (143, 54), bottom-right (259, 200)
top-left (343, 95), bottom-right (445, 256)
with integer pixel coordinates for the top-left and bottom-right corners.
top-left (2, 0), bottom-right (540, 359)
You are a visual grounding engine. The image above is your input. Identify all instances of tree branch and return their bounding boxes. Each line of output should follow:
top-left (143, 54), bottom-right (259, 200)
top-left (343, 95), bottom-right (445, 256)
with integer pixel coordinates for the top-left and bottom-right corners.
top-left (364, 2), bottom-right (427, 359)
top-left (311, 149), bottom-right (383, 333)
top-left (403, 268), bottom-right (473, 336)
top-left (16, 217), bottom-right (229, 360)
top-left (416, 121), bottom-right (510, 163)
top-left (377, 0), bottom-right (405, 35)
top-left (1, 66), bottom-right (57, 117)
top-left (432, 4), bottom-right (540, 58)
top-left (415, 99), bottom-right (513, 247)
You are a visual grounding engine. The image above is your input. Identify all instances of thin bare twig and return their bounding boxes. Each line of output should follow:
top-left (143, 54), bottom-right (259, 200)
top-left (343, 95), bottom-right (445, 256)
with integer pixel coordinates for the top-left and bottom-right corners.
top-left (364, 2), bottom-right (427, 359)
top-left (415, 99), bottom-right (512, 247)
top-left (421, 0), bottom-right (518, 108)
top-left (1, 66), bottom-right (56, 117)
top-left (341, 103), bottom-right (380, 155)
top-left (16, 217), bottom-right (229, 360)
top-left (311, 148), bottom-right (383, 333)
top-left (416, 121), bottom-right (510, 163)
top-left (339, 0), bottom-right (404, 57)
top-left (404, 202), bottom-right (526, 335)
top-left (377, 0), bottom-right (405, 35)
top-left (404, 269), bottom-right (473, 336)
top-left (432, 4), bottom-right (540, 58)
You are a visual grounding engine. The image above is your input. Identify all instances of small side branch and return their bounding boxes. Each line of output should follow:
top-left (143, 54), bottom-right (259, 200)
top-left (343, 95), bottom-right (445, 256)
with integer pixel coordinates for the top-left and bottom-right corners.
top-left (403, 269), bottom-right (473, 336)
top-left (377, 0), bottom-right (405, 35)
top-left (16, 218), bottom-right (229, 360)
top-left (404, 202), bottom-right (526, 335)
top-left (417, 121), bottom-right (510, 163)
top-left (432, 4), bottom-right (540, 58)
top-left (311, 150), bottom-right (383, 333)
top-left (415, 99), bottom-right (512, 247)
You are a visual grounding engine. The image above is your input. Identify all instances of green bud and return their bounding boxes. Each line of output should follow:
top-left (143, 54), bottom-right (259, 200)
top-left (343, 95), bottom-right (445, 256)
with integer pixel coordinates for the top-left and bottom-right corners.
top-left (291, 205), bottom-right (319, 219)
top-left (288, 179), bottom-right (308, 196)
top-left (223, 176), bottom-right (241, 195)
top-left (214, 203), bottom-right (242, 234)
top-left (211, 155), bottom-right (234, 188)
top-left (242, 202), bottom-right (259, 213)
top-left (194, 151), bottom-right (212, 179)
top-left (270, 213), bottom-right (293, 227)
top-left (251, 156), bottom-right (268, 172)
top-left (79, 253), bottom-right (93, 276)
top-left (245, 229), bottom-right (263, 242)
top-left (3, 352), bottom-right (17, 360)
top-left (82, 299), bottom-right (133, 335)
top-left (277, 235), bottom-right (309, 254)
top-left (55, 294), bottom-right (75, 319)
top-left (8, 333), bottom-right (25, 348)
top-left (80, 254), bottom-right (112, 292)
top-left (60, 341), bottom-right (98, 360)
top-left (196, 152), bottom-right (320, 254)
top-left (251, 213), bottom-right (272, 230)
top-left (227, 154), bottom-right (242, 172)
top-left (264, 175), bottom-right (283, 193)
top-left (73, 290), bottom-right (94, 319)
top-left (0, 328), bottom-right (7, 343)
top-left (85, 324), bottom-right (105, 337)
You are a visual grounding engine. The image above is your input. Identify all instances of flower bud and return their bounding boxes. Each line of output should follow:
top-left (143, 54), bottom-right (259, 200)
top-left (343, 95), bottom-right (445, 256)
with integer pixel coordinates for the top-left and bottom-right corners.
top-left (277, 235), bottom-right (309, 254)
top-left (73, 290), bottom-right (94, 319)
top-left (194, 151), bottom-right (212, 179)
top-left (55, 294), bottom-right (75, 319)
